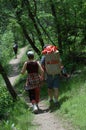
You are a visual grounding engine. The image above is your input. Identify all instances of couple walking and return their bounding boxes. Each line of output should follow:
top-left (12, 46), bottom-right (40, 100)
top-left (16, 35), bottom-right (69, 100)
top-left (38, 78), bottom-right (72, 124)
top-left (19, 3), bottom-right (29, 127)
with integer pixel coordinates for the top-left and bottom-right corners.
top-left (21, 45), bottom-right (63, 114)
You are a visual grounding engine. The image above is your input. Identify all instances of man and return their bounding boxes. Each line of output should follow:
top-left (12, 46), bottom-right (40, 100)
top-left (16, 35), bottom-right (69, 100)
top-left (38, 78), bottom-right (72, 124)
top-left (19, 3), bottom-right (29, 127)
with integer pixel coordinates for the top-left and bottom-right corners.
top-left (41, 44), bottom-right (62, 108)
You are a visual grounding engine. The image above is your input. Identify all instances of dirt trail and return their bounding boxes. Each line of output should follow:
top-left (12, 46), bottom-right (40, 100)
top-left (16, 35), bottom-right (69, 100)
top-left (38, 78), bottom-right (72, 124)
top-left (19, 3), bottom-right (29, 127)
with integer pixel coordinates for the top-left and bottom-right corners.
top-left (8, 47), bottom-right (73, 130)
top-left (9, 46), bottom-right (27, 85)
top-left (32, 101), bottom-right (66, 130)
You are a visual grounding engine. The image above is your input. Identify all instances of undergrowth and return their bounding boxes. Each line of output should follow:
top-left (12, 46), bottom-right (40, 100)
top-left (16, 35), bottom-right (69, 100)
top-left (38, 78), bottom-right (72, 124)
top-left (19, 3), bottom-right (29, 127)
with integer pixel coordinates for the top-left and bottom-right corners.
top-left (0, 98), bottom-right (35, 130)
top-left (57, 66), bottom-right (86, 130)
top-left (0, 47), bottom-right (35, 130)
top-left (0, 46), bottom-right (85, 130)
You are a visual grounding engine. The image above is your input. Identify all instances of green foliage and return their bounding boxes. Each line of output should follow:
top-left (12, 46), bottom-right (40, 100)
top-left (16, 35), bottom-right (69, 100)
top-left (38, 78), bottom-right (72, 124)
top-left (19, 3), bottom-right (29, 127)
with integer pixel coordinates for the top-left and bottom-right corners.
top-left (0, 0), bottom-right (86, 129)
top-left (1, 0), bottom-right (86, 60)
top-left (57, 66), bottom-right (86, 130)
top-left (0, 99), bottom-right (34, 130)
top-left (0, 31), bottom-right (13, 64)
top-left (0, 82), bottom-right (13, 118)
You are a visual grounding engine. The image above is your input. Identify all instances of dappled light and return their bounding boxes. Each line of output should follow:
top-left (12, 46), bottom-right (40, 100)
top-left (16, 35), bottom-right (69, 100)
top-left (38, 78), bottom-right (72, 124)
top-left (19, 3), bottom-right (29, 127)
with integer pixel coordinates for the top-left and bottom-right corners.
top-left (0, 0), bottom-right (86, 130)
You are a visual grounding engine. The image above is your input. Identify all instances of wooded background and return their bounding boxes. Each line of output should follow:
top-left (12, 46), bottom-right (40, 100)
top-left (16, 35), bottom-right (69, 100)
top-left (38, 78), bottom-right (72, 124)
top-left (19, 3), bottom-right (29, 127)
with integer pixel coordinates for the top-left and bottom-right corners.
top-left (0, 0), bottom-right (86, 100)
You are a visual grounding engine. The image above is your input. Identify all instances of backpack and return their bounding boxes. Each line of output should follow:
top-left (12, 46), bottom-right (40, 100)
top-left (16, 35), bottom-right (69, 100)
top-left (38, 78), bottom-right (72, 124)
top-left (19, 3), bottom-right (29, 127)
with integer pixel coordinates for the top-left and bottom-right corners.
top-left (45, 50), bottom-right (61, 75)
top-left (13, 44), bottom-right (18, 50)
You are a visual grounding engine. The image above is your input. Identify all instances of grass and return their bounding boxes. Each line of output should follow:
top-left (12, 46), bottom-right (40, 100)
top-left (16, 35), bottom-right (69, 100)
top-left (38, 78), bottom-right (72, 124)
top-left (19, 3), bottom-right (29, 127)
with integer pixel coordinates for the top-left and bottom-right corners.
top-left (56, 66), bottom-right (86, 130)
top-left (0, 47), bottom-right (37, 130)
top-left (0, 46), bottom-right (85, 130)
top-left (1, 67), bottom-right (85, 130)
top-left (0, 98), bottom-right (35, 130)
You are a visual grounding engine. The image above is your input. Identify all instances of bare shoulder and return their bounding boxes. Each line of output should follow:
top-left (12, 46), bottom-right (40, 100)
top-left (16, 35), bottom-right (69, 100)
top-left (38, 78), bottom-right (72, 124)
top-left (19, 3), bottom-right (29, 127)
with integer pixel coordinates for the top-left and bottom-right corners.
top-left (25, 61), bottom-right (28, 64)
top-left (37, 61), bottom-right (41, 65)
top-left (23, 61), bottom-right (28, 67)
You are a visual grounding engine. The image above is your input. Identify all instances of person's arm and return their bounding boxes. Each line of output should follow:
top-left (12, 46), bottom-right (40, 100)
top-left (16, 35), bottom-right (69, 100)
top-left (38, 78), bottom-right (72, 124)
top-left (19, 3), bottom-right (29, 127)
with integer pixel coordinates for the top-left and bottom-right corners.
top-left (40, 55), bottom-right (45, 71)
top-left (59, 56), bottom-right (70, 78)
top-left (21, 62), bottom-right (27, 74)
top-left (37, 61), bottom-right (44, 80)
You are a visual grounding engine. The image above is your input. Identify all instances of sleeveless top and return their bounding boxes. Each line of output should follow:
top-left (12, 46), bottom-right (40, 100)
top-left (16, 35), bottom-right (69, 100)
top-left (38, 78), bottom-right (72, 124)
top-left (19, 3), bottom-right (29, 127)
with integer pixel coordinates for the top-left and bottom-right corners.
top-left (26, 61), bottom-right (39, 73)
top-left (26, 61), bottom-right (41, 89)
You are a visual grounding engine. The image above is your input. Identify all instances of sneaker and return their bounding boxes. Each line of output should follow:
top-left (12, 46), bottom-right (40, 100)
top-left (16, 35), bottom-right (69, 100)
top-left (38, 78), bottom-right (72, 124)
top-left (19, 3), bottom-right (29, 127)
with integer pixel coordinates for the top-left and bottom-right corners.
top-left (49, 99), bottom-right (54, 109)
top-left (33, 104), bottom-right (38, 114)
top-left (36, 104), bottom-right (40, 110)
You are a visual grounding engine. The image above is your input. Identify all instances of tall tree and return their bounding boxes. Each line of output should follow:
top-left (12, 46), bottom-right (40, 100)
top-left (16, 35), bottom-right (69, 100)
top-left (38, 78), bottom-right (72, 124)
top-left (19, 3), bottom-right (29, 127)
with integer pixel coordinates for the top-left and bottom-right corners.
top-left (11, 0), bottom-right (43, 55)
top-left (16, 9), bottom-right (41, 55)
top-left (49, 0), bottom-right (63, 53)
top-left (24, 0), bottom-right (45, 48)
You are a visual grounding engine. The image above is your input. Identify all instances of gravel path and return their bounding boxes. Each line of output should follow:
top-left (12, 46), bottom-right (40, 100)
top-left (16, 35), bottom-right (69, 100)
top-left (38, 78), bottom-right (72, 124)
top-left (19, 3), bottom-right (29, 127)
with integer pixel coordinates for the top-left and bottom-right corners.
top-left (8, 47), bottom-right (73, 130)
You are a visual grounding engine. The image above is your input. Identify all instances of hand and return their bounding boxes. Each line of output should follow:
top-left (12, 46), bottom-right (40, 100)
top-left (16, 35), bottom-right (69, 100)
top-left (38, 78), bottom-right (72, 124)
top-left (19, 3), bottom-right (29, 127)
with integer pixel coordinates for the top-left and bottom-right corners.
top-left (61, 65), bottom-right (64, 69)
top-left (40, 75), bottom-right (44, 81)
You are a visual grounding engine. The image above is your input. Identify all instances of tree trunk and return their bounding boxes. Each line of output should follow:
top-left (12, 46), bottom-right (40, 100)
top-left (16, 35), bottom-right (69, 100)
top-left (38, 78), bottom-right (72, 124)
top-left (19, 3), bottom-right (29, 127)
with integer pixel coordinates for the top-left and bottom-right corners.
top-left (24, 0), bottom-right (44, 48)
top-left (16, 10), bottom-right (41, 56)
top-left (22, 25), bottom-right (41, 56)
top-left (36, 16), bottom-right (55, 46)
top-left (0, 63), bottom-right (17, 101)
top-left (49, 0), bottom-right (63, 53)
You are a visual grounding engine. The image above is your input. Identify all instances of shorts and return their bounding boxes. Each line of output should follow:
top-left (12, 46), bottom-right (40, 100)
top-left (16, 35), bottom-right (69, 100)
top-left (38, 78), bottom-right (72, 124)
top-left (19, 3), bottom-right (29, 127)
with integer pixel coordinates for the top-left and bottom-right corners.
top-left (46, 74), bottom-right (60, 89)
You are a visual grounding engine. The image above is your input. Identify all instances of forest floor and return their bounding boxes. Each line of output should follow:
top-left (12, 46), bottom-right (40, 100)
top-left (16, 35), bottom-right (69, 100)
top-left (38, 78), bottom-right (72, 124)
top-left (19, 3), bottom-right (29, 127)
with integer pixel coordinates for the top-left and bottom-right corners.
top-left (8, 47), bottom-right (73, 130)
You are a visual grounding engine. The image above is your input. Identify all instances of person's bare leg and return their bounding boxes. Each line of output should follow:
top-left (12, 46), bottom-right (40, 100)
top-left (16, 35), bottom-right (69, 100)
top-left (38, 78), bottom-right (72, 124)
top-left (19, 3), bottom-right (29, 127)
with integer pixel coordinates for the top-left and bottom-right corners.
top-left (53, 88), bottom-right (59, 102)
top-left (48, 88), bottom-right (53, 100)
top-left (48, 88), bottom-right (54, 108)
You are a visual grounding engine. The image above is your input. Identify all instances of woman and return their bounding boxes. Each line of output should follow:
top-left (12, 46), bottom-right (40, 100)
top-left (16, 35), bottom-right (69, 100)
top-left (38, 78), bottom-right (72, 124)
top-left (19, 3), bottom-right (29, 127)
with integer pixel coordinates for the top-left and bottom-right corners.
top-left (21, 50), bottom-right (44, 113)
